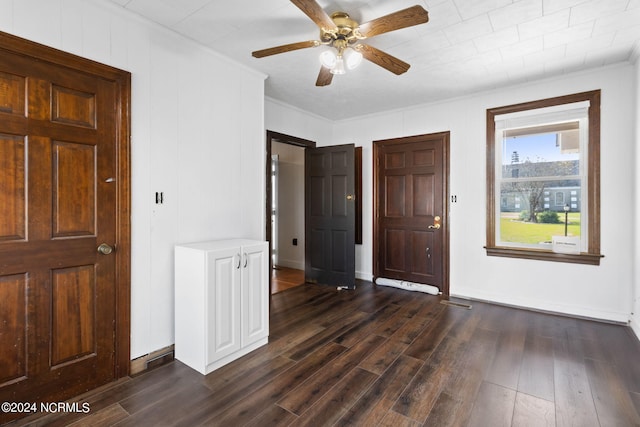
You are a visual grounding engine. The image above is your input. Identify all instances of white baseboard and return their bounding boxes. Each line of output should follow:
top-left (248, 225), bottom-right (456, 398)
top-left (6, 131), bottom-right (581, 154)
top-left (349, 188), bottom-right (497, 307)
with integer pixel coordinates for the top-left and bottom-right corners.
top-left (275, 259), bottom-right (304, 270)
top-left (356, 271), bottom-right (373, 282)
top-left (452, 287), bottom-right (629, 324)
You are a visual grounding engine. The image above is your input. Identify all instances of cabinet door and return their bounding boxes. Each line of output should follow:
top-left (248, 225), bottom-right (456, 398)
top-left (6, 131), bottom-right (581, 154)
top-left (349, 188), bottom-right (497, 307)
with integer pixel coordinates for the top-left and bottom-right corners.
top-left (207, 247), bottom-right (242, 364)
top-left (241, 242), bottom-right (269, 346)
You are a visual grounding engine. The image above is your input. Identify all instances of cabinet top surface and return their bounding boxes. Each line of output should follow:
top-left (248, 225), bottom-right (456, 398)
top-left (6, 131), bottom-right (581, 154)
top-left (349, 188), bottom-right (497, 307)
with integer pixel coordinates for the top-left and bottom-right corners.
top-left (176, 239), bottom-right (267, 251)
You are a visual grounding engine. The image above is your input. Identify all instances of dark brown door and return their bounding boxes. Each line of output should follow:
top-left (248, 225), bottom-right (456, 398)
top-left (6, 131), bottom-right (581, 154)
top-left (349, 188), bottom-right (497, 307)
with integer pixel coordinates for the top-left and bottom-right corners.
top-left (0, 35), bottom-right (129, 423)
top-left (305, 144), bottom-right (356, 289)
top-left (373, 132), bottom-right (450, 295)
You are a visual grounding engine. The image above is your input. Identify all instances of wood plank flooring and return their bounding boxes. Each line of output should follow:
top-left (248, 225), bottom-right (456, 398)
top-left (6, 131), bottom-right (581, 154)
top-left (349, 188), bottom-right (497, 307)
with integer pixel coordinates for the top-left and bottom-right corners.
top-left (271, 267), bottom-right (304, 294)
top-left (11, 281), bottom-right (640, 426)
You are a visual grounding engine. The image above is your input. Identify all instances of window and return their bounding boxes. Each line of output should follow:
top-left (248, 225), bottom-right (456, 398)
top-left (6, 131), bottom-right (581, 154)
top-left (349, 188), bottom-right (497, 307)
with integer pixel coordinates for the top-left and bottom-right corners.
top-left (486, 91), bottom-right (602, 265)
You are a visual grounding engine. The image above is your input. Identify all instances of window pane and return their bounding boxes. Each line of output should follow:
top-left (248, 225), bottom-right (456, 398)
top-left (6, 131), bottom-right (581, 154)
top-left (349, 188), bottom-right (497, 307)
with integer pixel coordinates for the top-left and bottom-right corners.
top-left (499, 179), bottom-right (581, 246)
top-left (501, 131), bottom-right (579, 179)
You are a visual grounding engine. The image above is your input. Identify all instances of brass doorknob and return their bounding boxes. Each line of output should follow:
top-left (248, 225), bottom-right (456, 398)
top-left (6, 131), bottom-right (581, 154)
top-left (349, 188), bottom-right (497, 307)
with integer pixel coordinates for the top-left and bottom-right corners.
top-left (428, 215), bottom-right (441, 230)
top-left (97, 243), bottom-right (114, 255)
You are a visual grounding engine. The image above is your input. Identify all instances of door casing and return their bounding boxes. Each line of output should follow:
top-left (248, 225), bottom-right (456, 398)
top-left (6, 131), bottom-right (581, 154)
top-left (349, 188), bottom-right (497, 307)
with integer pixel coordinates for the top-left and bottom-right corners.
top-left (265, 131), bottom-right (315, 294)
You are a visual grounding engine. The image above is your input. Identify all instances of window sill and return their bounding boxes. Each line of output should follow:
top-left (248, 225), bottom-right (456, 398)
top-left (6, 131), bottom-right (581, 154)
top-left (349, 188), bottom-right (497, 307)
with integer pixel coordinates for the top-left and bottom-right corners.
top-left (485, 246), bottom-right (603, 265)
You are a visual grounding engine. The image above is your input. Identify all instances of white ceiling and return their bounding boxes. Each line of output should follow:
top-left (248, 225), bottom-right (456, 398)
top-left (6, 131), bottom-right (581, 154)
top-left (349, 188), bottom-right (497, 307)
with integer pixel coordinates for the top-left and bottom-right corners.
top-left (105, 0), bottom-right (640, 120)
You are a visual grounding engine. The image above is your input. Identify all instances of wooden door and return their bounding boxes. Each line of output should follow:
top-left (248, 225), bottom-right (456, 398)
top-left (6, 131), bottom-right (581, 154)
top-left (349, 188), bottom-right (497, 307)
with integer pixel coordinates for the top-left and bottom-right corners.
top-left (0, 32), bottom-right (130, 423)
top-left (373, 133), bottom-right (450, 295)
top-left (305, 144), bottom-right (356, 289)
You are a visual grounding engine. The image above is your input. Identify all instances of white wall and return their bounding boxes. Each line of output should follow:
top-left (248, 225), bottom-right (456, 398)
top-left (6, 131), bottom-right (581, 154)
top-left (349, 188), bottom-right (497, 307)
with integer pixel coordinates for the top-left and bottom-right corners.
top-left (265, 97), bottom-right (334, 145)
top-left (0, 0), bottom-right (267, 358)
top-left (328, 65), bottom-right (636, 323)
top-left (632, 57), bottom-right (640, 338)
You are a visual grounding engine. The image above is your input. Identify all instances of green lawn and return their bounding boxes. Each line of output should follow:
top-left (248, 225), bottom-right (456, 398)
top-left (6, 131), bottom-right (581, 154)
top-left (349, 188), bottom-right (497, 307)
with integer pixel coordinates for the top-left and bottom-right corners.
top-left (500, 212), bottom-right (581, 244)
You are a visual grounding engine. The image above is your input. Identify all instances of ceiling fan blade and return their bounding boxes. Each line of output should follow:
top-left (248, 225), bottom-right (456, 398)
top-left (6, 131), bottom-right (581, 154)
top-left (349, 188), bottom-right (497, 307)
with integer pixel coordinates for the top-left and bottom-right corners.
top-left (357, 44), bottom-right (410, 75)
top-left (315, 66), bottom-right (334, 86)
top-left (252, 40), bottom-right (319, 58)
top-left (290, 0), bottom-right (337, 31)
top-left (357, 5), bottom-right (429, 38)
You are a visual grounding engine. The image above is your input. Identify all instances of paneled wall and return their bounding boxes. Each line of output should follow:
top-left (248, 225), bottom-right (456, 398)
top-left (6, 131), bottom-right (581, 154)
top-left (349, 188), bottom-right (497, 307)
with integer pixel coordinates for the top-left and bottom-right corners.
top-left (0, 0), bottom-right (266, 358)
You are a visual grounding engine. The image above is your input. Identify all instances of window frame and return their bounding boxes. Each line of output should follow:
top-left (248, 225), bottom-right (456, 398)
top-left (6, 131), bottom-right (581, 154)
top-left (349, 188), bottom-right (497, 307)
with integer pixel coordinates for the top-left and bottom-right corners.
top-left (485, 90), bottom-right (603, 265)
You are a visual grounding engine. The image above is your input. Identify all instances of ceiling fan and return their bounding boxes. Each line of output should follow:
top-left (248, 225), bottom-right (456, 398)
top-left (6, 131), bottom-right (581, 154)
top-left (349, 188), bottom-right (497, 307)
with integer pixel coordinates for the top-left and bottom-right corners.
top-left (251, 0), bottom-right (429, 86)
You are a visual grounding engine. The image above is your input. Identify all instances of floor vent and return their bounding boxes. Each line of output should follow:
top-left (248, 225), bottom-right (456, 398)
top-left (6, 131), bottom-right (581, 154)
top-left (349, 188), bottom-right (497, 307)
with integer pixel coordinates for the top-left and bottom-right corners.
top-left (440, 300), bottom-right (472, 310)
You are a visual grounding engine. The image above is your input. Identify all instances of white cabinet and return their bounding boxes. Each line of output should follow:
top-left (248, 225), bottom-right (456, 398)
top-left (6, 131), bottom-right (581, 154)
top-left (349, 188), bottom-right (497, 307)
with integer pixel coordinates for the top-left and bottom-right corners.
top-left (175, 239), bottom-right (269, 375)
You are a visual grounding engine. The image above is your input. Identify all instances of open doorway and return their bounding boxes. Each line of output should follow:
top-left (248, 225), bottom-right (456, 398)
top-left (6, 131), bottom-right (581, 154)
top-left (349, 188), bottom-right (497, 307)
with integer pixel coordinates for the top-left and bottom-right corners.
top-left (265, 131), bottom-right (361, 294)
top-left (271, 141), bottom-right (306, 292)
top-left (265, 131), bottom-right (315, 294)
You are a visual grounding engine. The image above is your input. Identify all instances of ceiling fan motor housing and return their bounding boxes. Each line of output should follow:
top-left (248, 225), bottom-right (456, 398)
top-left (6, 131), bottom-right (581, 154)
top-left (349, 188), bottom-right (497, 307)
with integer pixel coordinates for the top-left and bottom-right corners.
top-left (321, 12), bottom-right (361, 45)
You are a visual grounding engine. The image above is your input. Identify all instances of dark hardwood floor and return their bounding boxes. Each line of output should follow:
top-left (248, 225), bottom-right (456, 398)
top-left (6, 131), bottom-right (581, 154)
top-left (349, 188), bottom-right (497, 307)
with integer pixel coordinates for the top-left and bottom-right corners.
top-left (11, 281), bottom-right (640, 426)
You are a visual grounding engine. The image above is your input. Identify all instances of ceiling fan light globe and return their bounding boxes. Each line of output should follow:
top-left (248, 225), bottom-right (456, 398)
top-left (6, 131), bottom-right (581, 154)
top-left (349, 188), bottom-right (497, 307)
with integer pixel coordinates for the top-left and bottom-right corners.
top-left (331, 56), bottom-right (346, 75)
top-left (346, 50), bottom-right (363, 70)
top-left (319, 50), bottom-right (337, 68)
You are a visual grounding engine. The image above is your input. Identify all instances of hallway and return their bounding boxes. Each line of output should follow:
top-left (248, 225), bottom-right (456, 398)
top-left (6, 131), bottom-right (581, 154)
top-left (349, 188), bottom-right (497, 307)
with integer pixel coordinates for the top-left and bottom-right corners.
top-left (271, 266), bottom-right (304, 294)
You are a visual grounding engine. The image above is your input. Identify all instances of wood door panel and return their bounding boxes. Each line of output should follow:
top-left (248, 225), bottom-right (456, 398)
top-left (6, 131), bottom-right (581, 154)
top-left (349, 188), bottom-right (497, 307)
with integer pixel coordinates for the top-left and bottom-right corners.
top-left (309, 229), bottom-right (325, 270)
top-left (413, 149), bottom-right (435, 166)
top-left (0, 239), bottom-right (96, 276)
top-left (0, 134), bottom-right (26, 241)
top-left (385, 175), bottom-right (406, 217)
top-left (27, 135), bottom-right (53, 241)
top-left (53, 141), bottom-right (96, 237)
top-left (413, 174), bottom-right (435, 217)
top-left (0, 274), bottom-right (27, 385)
top-left (309, 176), bottom-right (326, 216)
top-left (51, 266), bottom-right (96, 366)
top-left (27, 77), bottom-right (51, 120)
top-left (331, 150), bottom-right (348, 167)
top-left (331, 229), bottom-right (348, 273)
top-left (384, 228), bottom-right (406, 273)
top-left (331, 175), bottom-right (348, 216)
top-left (385, 152), bottom-right (406, 168)
top-left (0, 71), bottom-right (26, 115)
top-left (411, 231), bottom-right (433, 276)
top-left (51, 85), bottom-right (96, 128)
